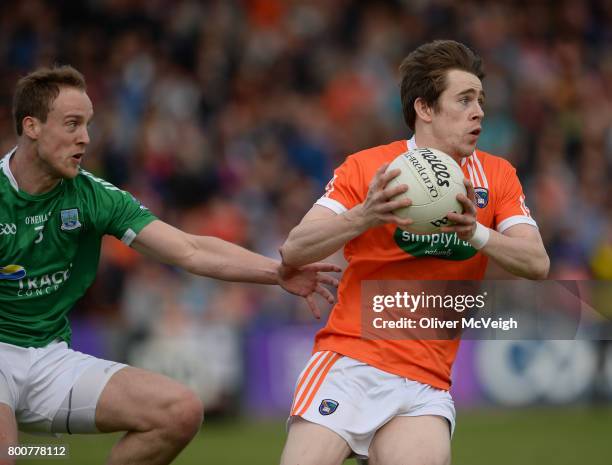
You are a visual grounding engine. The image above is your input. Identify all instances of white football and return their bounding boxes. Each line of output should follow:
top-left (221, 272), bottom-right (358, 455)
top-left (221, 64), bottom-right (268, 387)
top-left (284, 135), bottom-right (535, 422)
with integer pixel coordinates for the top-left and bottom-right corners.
top-left (387, 147), bottom-right (467, 234)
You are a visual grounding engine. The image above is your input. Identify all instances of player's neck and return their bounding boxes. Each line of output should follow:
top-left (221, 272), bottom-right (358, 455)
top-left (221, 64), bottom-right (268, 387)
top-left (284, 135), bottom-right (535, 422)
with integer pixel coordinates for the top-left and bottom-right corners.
top-left (413, 131), bottom-right (462, 165)
top-left (11, 146), bottom-right (62, 195)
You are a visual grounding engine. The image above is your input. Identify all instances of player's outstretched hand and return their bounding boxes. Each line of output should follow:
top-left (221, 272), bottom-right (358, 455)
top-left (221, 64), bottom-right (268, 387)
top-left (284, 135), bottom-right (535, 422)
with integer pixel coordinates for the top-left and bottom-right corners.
top-left (358, 163), bottom-right (414, 230)
top-left (441, 179), bottom-right (477, 240)
top-left (277, 262), bottom-right (341, 319)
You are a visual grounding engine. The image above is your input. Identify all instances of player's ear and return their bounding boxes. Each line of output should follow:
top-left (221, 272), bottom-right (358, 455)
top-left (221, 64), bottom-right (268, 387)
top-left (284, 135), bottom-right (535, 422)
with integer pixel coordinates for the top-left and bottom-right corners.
top-left (414, 97), bottom-right (433, 124)
top-left (21, 116), bottom-right (41, 140)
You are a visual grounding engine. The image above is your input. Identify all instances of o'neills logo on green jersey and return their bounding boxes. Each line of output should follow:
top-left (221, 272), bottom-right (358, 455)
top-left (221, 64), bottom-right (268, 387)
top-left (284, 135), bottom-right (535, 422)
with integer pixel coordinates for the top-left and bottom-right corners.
top-left (394, 229), bottom-right (477, 261)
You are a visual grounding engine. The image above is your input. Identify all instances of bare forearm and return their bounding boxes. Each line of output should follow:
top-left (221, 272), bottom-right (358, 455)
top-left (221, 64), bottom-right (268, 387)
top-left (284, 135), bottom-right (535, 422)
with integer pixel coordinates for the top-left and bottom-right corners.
top-left (481, 230), bottom-right (550, 280)
top-left (132, 221), bottom-right (280, 283)
top-left (184, 236), bottom-right (279, 284)
top-left (281, 206), bottom-right (367, 267)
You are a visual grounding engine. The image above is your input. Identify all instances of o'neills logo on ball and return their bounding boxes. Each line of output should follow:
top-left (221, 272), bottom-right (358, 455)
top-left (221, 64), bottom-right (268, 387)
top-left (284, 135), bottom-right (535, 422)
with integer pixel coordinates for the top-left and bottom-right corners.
top-left (417, 148), bottom-right (451, 188)
top-left (407, 154), bottom-right (439, 198)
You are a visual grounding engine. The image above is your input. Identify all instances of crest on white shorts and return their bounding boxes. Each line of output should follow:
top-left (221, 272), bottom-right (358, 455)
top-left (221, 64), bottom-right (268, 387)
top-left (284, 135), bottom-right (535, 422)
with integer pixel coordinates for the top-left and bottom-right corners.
top-left (319, 399), bottom-right (339, 415)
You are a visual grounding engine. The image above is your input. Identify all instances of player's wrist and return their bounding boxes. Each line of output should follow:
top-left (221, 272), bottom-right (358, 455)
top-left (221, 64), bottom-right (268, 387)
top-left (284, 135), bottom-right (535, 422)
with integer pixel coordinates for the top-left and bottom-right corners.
top-left (278, 251), bottom-right (296, 276)
top-left (345, 204), bottom-right (371, 233)
top-left (468, 222), bottom-right (490, 250)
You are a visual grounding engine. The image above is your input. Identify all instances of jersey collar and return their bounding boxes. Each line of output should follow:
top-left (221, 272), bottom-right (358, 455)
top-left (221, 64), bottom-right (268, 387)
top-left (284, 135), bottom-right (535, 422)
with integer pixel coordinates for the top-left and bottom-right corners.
top-left (1, 147), bottom-right (19, 191)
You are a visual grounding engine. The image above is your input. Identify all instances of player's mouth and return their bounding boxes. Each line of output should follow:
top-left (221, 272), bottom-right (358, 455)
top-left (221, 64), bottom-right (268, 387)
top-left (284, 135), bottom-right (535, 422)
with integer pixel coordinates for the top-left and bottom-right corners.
top-left (71, 153), bottom-right (84, 164)
top-left (469, 128), bottom-right (481, 137)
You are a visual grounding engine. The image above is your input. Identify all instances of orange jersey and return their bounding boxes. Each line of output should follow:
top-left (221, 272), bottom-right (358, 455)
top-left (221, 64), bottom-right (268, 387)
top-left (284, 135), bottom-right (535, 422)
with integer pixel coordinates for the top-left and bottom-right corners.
top-left (313, 138), bottom-right (536, 390)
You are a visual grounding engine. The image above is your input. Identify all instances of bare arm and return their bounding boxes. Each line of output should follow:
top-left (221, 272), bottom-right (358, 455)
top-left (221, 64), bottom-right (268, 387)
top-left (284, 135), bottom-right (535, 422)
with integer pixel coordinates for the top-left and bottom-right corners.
top-left (280, 205), bottom-right (366, 268)
top-left (443, 181), bottom-right (550, 280)
top-left (280, 163), bottom-right (413, 267)
top-left (132, 220), bottom-right (281, 283)
top-left (480, 224), bottom-right (550, 279)
top-left (130, 220), bottom-right (341, 317)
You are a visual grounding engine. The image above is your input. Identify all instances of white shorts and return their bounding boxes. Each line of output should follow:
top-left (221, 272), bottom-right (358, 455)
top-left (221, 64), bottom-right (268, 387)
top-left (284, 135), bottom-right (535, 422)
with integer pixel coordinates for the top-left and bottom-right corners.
top-left (0, 340), bottom-right (126, 434)
top-left (288, 351), bottom-right (456, 458)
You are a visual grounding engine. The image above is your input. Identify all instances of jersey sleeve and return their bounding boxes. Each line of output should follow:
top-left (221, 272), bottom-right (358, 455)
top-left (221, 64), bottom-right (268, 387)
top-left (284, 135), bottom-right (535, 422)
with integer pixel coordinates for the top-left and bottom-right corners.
top-left (83, 171), bottom-right (157, 245)
top-left (493, 161), bottom-right (538, 233)
top-left (315, 155), bottom-right (366, 214)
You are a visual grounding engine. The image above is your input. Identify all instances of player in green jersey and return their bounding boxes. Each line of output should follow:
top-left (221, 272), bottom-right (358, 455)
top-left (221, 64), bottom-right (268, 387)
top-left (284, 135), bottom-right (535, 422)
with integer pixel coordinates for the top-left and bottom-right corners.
top-left (0, 66), bottom-right (340, 465)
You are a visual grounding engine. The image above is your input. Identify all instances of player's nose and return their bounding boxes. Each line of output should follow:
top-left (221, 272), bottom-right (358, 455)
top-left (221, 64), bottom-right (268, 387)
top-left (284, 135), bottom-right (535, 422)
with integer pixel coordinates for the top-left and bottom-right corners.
top-left (472, 102), bottom-right (484, 120)
top-left (78, 127), bottom-right (90, 145)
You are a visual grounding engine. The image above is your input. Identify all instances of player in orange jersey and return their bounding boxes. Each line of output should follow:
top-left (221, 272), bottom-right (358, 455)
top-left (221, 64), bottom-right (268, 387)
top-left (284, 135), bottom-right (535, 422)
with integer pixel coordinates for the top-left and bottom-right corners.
top-left (278, 40), bottom-right (549, 465)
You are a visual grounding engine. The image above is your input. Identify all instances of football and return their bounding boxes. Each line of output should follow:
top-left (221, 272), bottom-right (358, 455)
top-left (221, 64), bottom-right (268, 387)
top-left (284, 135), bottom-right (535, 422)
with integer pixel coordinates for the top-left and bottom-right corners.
top-left (387, 147), bottom-right (467, 234)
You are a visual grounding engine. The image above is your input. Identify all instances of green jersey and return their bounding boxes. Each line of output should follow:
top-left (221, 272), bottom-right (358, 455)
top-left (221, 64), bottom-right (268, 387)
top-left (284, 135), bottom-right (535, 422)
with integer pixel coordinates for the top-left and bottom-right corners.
top-left (0, 148), bottom-right (157, 348)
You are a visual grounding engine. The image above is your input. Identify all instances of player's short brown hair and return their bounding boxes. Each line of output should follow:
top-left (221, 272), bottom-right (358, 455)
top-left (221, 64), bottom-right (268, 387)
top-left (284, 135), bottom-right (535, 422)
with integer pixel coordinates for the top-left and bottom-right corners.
top-left (13, 65), bottom-right (86, 136)
top-left (399, 40), bottom-right (484, 131)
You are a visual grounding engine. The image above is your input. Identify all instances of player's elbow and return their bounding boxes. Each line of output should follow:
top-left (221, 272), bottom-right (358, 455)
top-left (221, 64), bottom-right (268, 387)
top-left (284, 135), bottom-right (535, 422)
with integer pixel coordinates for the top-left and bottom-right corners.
top-left (537, 254), bottom-right (550, 280)
top-left (529, 252), bottom-right (550, 280)
top-left (179, 234), bottom-right (212, 276)
top-left (279, 241), bottom-right (301, 268)
top-left (280, 231), bottom-right (307, 268)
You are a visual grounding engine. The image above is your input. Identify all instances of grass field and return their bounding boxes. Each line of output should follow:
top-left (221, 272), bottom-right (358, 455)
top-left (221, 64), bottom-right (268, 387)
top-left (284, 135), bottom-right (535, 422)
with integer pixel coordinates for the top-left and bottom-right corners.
top-left (17, 407), bottom-right (612, 464)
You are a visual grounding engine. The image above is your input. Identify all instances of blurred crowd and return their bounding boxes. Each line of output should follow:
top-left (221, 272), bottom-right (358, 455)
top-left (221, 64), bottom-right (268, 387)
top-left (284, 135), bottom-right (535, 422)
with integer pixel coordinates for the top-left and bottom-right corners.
top-left (1, 0), bottom-right (611, 337)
